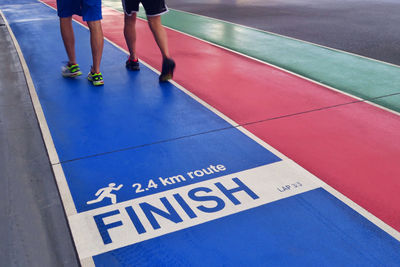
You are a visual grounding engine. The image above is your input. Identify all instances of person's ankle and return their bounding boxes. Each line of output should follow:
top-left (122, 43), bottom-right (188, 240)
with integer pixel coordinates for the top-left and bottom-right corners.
top-left (129, 56), bottom-right (138, 62)
top-left (91, 67), bottom-right (100, 74)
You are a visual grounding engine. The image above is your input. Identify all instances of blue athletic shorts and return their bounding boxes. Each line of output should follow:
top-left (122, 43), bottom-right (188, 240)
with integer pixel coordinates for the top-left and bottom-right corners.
top-left (57, 0), bottom-right (102, 21)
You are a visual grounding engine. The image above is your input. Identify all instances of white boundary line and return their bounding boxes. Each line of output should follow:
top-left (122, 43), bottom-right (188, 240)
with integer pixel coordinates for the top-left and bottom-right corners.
top-left (1, 6), bottom-right (83, 264)
top-left (41, 1), bottom-right (400, 242)
top-left (0, 10), bottom-right (77, 215)
top-left (365, 99), bottom-right (400, 116)
top-left (1, 13), bottom-right (60, 165)
top-left (157, 18), bottom-right (400, 116)
top-left (103, 3), bottom-right (400, 117)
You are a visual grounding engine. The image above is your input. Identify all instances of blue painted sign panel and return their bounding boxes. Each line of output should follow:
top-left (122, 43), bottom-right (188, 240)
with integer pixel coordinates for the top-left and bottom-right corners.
top-left (62, 128), bottom-right (281, 213)
top-left (93, 188), bottom-right (400, 266)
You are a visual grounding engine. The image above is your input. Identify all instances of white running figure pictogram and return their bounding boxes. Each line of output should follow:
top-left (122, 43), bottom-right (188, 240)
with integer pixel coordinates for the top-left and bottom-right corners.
top-left (87, 183), bottom-right (123, 205)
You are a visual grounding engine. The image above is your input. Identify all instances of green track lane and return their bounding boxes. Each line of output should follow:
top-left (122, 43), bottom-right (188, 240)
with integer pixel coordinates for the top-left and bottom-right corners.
top-left (103, 0), bottom-right (400, 112)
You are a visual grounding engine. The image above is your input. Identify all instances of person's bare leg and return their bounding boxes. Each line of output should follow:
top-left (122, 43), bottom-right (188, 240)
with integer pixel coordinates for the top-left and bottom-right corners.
top-left (59, 17), bottom-right (77, 65)
top-left (147, 15), bottom-right (169, 59)
top-left (87, 20), bottom-right (104, 73)
top-left (124, 13), bottom-right (138, 60)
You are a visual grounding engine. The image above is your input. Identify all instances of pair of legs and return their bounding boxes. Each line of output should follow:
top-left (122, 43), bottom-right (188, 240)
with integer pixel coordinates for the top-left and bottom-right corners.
top-left (123, 13), bottom-right (170, 61)
top-left (59, 17), bottom-right (104, 73)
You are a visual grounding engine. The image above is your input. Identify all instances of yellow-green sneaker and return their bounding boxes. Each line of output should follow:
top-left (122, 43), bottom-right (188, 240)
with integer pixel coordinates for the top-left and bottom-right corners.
top-left (87, 72), bottom-right (104, 86)
top-left (61, 63), bottom-right (82, 77)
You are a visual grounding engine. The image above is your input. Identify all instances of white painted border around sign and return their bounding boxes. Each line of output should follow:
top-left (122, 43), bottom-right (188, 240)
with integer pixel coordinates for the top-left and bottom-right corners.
top-left (70, 161), bottom-right (320, 259)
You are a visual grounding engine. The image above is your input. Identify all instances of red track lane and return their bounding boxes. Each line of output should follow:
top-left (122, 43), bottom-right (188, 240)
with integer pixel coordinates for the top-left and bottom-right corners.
top-left (43, 1), bottom-right (400, 231)
top-left (67, 5), bottom-right (356, 124)
top-left (247, 102), bottom-right (400, 230)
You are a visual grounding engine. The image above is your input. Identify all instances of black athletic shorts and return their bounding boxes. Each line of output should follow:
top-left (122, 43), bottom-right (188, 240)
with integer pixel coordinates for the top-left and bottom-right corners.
top-left (122, 0), bottom-right (168, 16)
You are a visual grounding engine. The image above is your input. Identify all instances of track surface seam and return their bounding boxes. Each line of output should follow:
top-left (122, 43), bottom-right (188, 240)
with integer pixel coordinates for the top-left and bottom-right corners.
top-left (55, 91), bottom-right (400, 165)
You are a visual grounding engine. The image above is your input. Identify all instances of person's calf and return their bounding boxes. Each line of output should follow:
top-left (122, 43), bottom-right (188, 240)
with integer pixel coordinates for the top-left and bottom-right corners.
top-left (124, 13), bottom-right (138, 61)
top-left (87, 20), bottom-right (104, 74)
top-left (147, 16), bottom-right (170, 59)
top-left (59, 17), bottom-right (77, 65)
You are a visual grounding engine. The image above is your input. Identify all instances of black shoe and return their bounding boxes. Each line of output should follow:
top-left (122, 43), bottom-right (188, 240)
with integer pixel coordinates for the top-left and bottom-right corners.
top-left (159, 58), bottom-right (175, 82)
top-left (126, 58), bottom-right (140, 71)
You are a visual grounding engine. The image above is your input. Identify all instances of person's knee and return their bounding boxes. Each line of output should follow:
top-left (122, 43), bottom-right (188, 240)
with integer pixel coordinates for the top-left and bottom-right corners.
top-left (124, 13), bottom-right (137, 25)
top-left (87, 20), bottom-right (102, 30)
top-left (147, 15), bottom-right (161, 30)
top-left (60, 16), bottom-right (72, 21)
top-left (60, 16), bottom-right (73, 25)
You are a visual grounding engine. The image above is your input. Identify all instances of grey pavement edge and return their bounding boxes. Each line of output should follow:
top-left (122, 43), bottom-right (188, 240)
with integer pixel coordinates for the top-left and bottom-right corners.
top-left (0, 14), bottom-right (79, 267)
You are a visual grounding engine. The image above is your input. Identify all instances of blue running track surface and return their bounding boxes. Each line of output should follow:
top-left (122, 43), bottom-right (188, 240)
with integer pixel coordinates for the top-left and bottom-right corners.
top-left (1, 0), bottom-right (400, 266)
